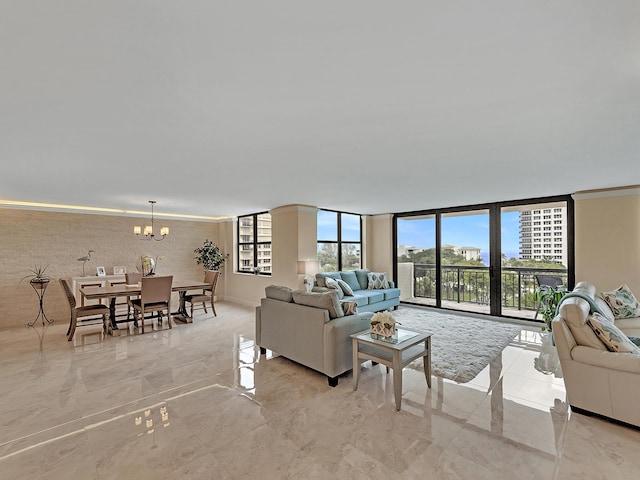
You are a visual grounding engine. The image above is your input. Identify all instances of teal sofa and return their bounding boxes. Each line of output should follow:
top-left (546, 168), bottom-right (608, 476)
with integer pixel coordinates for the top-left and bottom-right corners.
top-left (313, 269), bottom-right (400, 313)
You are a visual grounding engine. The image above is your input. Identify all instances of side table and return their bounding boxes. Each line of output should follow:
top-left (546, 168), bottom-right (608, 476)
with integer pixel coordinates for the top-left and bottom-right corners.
top-left (351, 328), bottom-right (432, 411)
top-left (27, 278), bottom-right (54, 327)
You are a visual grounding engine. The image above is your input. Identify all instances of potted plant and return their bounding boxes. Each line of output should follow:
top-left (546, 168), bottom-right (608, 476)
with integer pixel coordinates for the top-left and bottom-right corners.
top-left (21, 265), bottom-right (50, 289)
top-left (194, 240), bottom-right (228, 271)
top-left (533, 284), bottom-right (568, 332)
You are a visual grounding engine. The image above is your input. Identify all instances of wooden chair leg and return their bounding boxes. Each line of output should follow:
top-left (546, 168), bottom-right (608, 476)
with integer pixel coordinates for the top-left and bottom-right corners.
top-left (211, 300), bottom-right (217, 317)
top-left (203, 302), bottom-right (207, 313)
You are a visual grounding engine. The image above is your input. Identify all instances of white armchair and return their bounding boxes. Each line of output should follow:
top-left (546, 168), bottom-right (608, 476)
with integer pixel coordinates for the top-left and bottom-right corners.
top-left (552, 281), bottom-right (640, 427)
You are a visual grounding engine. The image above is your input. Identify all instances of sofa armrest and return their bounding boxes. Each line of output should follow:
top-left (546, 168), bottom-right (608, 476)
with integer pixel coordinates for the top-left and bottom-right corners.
top-left (571, 345), bottom-right (640, 374)
top-left (323, 312), bottom-right (374, 377)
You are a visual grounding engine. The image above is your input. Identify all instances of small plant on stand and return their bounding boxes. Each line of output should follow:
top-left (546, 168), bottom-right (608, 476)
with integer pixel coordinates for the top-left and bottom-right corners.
top-left (21, 265), bottom-right (50, 288)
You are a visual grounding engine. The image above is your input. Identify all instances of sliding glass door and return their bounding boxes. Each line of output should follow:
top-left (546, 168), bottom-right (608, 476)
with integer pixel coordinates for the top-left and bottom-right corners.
top-left (441, 210), bottom-right (490, 314)
top-left (394, 195), bottom-right (573, 321)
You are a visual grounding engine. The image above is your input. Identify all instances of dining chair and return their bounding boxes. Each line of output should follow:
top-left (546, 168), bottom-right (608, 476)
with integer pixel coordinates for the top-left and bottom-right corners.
top-left (123, 272), bottom-right (143, 320)
top-left (61, 278), bottom-right (110, 342)
top-left (184, 270), bottom-right (220, 318)
top-left (128, 275), bottom-right (173, 334)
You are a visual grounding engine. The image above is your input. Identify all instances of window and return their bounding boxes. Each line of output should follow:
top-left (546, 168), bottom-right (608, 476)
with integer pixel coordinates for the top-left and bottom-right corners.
top-left (237, 212), bottom-right (272, 275)
top-left (317, 209), bottom-right (362, 271)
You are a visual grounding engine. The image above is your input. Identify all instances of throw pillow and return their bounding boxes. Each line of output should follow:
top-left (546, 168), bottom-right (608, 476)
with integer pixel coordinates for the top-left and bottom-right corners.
top-left (292, 290), bottom-right (344, 319)
top-left (336, 278), bottom-right (354, 296)
top-left (324, 277), bottom-right (345, 299)
top-left (586, 312), bottom-right (640, 354)
top-left (367, 272), bottom-right (390, 290)
top-left (354, 269), bottom-right (371, 290)
top-left (340, 271), bottom-right (361, 292)
top-left (341, 301), bottom-right (358, 316)
top-left (600, 284), bottom-right (640, 319)
top-left (315, 272), bottom-right (341, 288)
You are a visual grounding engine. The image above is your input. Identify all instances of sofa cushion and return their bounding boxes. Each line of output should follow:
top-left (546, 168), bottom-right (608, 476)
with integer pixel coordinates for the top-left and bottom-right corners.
top-left (340, 300), bottom-right (358, 316)
top-left (336, 278), bottom-right (354, 296)
top-left (315, 272), bottom-right (341, 288)
top-left (324, 277), bottom-right (345, 299)
top-left (292, 290), bottom-right (344, 319)
top-left (601, 284), bottom-right (640, 320)
top-left (594, 296), bottom-right (616, 322)
top-left (384, 288), bottom-right (401, 301)
top-left (345, 293), bottom-right (369, 307)
top-left (356, 290), bottom-right (385, 304)
top-left (340, 271), bottom-right (362, 292)
top-left (587, 312), bottom-right (640, 354)
top-left (354, 269), bottom-right (371, 290)
top-left (367, 272), bottom-right (390, 289)
top-left (265, 285), bottom-right (294, 303)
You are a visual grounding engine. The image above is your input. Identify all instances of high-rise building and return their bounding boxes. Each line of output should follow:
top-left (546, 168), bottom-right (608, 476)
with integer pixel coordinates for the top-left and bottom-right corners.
top-left (519, 207), bottom-right (567, 266)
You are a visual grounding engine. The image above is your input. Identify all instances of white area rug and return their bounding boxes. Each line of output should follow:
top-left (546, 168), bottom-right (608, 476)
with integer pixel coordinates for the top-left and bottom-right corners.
top-left (393, 307), bottom-right (522, 383)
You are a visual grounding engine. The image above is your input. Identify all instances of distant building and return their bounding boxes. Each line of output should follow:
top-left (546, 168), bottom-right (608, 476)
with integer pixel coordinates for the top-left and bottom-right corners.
top-left (443, 244), bottom-right (481, 261)
top-left (519, 207), bottom-right (567, 265)
top-left (398, 244), bottom-right (481, 261)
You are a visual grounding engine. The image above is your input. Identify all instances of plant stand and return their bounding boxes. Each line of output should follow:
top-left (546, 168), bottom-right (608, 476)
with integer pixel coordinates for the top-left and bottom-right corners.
top-left (27, 278), bottom-right (54, 327)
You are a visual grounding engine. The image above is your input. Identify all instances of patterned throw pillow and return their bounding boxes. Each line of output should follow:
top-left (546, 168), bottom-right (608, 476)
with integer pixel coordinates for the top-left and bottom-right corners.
top-left (586, 312), bottom-right (640, 354)
top-left (600, 284), bottom-right (640, 319)
top-left (324, 277), bottom-right (344, 299)
top-left (367, 272), bottom-right (390, 289)
top-left (336, 278), bottom-right (354, 296)
top-left (341, 301), bottom-right (358, 316)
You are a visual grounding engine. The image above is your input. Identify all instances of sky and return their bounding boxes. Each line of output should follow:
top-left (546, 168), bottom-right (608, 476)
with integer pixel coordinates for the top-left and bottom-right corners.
top-left (317, 210), bottom-right (521, 256)
top-left (397, 211), bottom-right (521, 256)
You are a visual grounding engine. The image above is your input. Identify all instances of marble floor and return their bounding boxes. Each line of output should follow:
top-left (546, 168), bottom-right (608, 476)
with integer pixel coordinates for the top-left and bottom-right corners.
top-left (1, 303), bottom-right (639, 479)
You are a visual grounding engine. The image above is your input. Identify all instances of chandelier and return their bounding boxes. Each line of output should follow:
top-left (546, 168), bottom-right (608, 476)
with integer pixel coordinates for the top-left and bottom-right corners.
top-left (134, 201), bottom-right (169, 241)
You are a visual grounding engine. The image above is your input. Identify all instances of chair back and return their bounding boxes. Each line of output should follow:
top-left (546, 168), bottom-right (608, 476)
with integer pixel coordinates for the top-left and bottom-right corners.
top-left (126, 272), bottom-right (143, 285)
top-left (141, 275), bottom-right (173, 304)
top-left (535, 275), bottom-right (564, 289)
top-left (60, 278), bottom-right (77, 309)
top-left (204, 270), bottom-right (220, 293)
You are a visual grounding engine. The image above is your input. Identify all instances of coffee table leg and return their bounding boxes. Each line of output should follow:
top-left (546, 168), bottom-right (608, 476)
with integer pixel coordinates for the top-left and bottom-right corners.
top-left (423, 337), bottom-right (432, 388)
top-left (393, 350), bottom-right (402, 411)
top-left (352, 337), bottom-right (360, 391)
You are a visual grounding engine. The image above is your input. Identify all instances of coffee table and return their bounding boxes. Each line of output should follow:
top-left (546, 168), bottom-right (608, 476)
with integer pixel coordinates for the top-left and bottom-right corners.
top-left (351, 328), bottom-right (432, 411)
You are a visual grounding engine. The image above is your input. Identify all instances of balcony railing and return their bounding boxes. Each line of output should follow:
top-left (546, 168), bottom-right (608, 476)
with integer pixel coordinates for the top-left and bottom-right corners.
top-left (410, 263), bottom-right (567, 312)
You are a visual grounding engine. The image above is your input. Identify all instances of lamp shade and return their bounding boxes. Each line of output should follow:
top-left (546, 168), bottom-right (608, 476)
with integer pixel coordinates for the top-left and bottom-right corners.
top-left (297, 260), bottom-right (320, 275)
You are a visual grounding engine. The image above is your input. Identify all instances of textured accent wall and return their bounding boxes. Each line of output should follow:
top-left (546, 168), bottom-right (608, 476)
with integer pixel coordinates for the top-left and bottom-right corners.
top-left (0, 208), bottom-right (219, 329)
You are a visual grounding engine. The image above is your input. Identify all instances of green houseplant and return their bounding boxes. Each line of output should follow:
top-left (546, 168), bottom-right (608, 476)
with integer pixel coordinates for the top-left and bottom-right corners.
top-left (533, 284), bottom-right (568, 332)
top-left (21, 265), bottom-right (50, 289)
top-left (194, 240), bottom-right (228, 271)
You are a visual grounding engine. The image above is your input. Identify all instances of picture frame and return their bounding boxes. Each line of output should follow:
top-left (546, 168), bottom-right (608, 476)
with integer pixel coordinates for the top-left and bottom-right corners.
top-left (113, 266), bottom-right (126, 275)
top-left (96, 266), bottom-right (106, 277)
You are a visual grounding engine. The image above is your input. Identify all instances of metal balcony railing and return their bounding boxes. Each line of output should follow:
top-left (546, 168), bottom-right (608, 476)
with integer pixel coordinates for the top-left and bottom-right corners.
top-left (412, 264), bottom-right (568, 312)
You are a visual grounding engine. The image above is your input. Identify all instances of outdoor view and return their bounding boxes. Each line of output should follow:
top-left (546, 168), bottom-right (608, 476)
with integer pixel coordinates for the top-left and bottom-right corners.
top-left (397, 203), bottom-right (568, 319)
top-left (317, 210), bottom-right (361, 271)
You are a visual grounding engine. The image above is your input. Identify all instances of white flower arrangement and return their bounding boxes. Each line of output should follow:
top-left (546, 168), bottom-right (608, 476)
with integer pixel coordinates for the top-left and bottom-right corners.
top-left (370, 311), bottom-right (397, 338)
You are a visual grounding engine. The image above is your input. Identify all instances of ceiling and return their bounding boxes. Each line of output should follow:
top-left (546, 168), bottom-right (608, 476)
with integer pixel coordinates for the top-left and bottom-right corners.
top-left (1, 2), bottom-right (639, 219)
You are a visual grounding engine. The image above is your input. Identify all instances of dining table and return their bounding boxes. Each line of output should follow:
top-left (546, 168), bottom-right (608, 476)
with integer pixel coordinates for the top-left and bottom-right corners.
top-left (80, 279), bottom-right (211, 334)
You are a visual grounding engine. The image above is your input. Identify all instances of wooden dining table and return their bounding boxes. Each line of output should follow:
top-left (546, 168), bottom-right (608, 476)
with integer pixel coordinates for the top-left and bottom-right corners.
top-left (80, 279), bottom-right (211, 334)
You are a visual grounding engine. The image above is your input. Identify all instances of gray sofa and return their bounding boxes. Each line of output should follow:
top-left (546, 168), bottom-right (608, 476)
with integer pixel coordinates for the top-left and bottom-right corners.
top-left (312, 269), bottom-right (400, 312)
top-left (552, 281), bottom-right (640, 427)
top-left (256, 285), bottom-right (374, 386)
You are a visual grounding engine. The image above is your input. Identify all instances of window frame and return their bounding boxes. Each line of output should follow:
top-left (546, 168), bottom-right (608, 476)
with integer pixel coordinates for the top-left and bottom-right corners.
top-left (237, 211), bottom-right (272, 276)
top-left (317, 209), bottom-right (362, 271)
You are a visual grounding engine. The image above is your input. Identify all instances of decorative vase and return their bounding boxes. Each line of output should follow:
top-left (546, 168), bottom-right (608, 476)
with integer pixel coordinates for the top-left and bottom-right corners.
top-left (136, 255), bottom-right (156, 276)
top-left (370, 311), bottom-right (397, 339)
